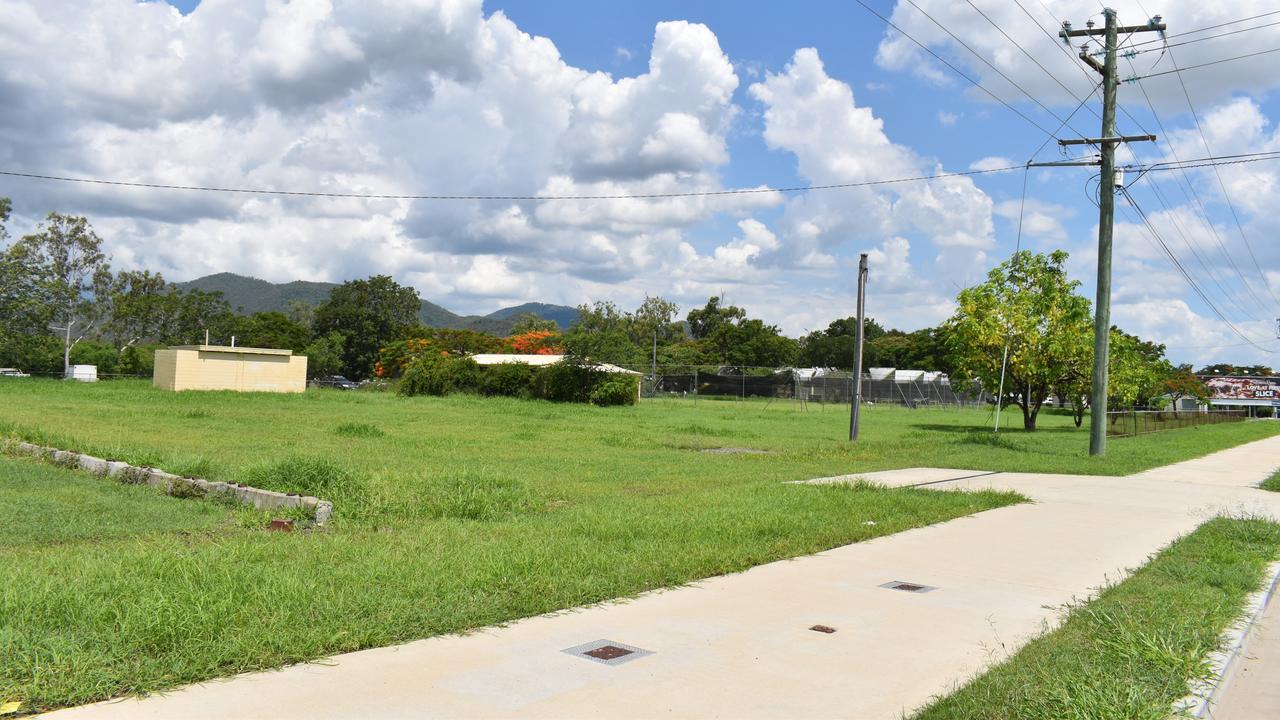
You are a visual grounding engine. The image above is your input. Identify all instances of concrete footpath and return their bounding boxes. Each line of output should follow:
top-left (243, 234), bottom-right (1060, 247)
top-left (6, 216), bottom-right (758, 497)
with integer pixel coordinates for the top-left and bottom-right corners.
top-left (42, 436), bottom-right (1280, 720)
top-left (1212, 575), bottom-right (1280, 719)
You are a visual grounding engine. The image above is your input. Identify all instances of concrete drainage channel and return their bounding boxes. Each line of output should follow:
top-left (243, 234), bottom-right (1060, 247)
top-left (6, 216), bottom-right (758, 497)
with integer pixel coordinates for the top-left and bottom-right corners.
top-left (1, 439), bottom-right (333, 526)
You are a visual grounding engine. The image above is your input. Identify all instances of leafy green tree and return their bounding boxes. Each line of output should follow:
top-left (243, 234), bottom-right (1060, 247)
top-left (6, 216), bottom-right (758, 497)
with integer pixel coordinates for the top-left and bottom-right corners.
top-left (285, 300), bottom-right (315, 330)
top-left (561, 301), bottom-right (641, 366)
top-left (628, 295), bottom-right (685, 347)
top-left (10, 213), bottom-right (113, 376)
top-left (302, 332), bottom-right (346, 380)
top-left (102, 269), bottom-right (172, 349)
top-left (240, 312), bottom-right (310, 352)
top-left (165, 289), bottom-right (234, 345)
top-left (1196, 363), bottom-right (1273, 376)
top-left (687, 296), bottom-right (746, 340)
top-left (797, 317), bottom-right (887, 369)
top-left (683, 296), bottom-right (798, 368)
top-left (1163, 365), bottom-right (1209, 415)
top-left (313, 275), bottom-right (421, 379)
top-left (947, 250), bottom-right (1092, 431)
top-left (509, 313), bottom-right (558, 335)
top-left (1107, 329), bottom-right (1169, 409)
top-left (0, 198), bottom-right (49, 362)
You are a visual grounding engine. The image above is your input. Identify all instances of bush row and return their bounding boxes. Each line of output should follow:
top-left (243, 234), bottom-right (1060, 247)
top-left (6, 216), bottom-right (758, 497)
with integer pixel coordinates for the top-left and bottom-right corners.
top-left (397, 354), bottom-right (638, 406)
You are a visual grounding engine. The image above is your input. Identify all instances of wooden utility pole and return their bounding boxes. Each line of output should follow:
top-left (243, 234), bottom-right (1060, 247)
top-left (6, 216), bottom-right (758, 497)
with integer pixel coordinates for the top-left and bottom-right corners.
top-left (849, 253), bottom-right (869, 441)
top-left (1058, 9), bottom-right (1164, 456)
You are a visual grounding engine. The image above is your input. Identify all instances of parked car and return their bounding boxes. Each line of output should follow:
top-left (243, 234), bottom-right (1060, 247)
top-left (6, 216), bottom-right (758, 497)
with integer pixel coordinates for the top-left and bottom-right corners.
top-left (0, 368), bottom-right (31, 378)
top-left (311, 375), bottom-right (359, 390)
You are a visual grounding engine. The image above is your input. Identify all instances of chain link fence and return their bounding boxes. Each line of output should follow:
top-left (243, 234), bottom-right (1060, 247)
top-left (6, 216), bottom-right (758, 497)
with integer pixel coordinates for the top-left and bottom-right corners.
top-left (631, 366), bottom-right (989, 408)
top-left (1106, 408), bottom-right (1248, 437)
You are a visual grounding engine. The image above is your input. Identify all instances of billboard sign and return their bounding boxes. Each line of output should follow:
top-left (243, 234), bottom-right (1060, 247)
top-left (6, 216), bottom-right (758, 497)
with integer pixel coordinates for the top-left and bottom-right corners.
top-left (1202, 375), bottom-right (1280, 402)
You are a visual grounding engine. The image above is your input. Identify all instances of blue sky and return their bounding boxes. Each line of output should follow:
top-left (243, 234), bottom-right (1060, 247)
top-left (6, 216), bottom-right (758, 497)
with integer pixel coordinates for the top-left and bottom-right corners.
top-left (2, 0), bottom-right (1278, 365)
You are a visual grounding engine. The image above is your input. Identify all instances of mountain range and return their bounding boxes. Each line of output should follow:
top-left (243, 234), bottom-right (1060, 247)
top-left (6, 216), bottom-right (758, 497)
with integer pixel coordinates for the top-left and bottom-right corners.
top-left (175, 273), bottom-right (577, 335)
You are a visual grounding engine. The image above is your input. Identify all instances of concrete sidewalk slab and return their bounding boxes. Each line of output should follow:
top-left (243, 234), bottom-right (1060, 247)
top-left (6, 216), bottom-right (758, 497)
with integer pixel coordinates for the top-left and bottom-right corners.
top-left (40, 435), bottom-right (1280, 720)
top-left (1213, 587), bottom-right (1280, 719)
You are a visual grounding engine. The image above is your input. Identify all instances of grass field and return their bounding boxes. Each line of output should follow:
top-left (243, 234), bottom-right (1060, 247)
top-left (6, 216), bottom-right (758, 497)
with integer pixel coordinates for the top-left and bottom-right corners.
top-left (1, 378), bottom-right (1277, 713)
top-left (914, 517), bottom-right (1280, 720)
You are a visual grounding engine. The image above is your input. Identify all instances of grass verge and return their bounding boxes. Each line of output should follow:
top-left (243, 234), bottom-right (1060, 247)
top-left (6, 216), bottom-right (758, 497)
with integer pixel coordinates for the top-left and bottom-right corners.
top-left (1261, 469), bottom-right (1280, 492)
top-left (913, 517), bottom-right (1280, 720)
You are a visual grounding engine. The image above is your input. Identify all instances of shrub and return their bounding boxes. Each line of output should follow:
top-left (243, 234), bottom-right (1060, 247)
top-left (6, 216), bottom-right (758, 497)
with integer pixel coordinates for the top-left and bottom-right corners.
top-left (533, 361), bottom-right (597, 403)
top-left (480, 362), bottom-right (536, 398)
top-left (398, 355), bottom-right (482, 397)
top-left (589, 375), bottom-right (639, 406)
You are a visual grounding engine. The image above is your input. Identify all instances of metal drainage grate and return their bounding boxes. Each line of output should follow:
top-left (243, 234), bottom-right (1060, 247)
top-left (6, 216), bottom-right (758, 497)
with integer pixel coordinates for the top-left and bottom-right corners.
top-left (880, 580), bottom-right (938, 594)
top-left (809, 624), bottom-right (837, 634)
top-left (562, 639), bottom-right (653, 666)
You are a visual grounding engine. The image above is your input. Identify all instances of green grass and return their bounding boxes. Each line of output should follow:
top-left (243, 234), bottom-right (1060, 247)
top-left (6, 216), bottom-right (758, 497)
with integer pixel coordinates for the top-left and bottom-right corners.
top-left (1261, 469), bottom-right (1280, 492)
top-left (914, 517), bottom-right (1280, 720)
top-left (0, 457), bottom-right (232, 547)
top-left (0, 378), bottom-right (1275, 713)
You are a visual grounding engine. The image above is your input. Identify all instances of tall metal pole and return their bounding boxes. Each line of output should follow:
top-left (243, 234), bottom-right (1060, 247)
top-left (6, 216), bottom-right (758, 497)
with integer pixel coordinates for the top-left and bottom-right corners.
top-left (849, 253), bottom-right (869, 441)
top-left (1087, 9), bottom-right (1119, 456)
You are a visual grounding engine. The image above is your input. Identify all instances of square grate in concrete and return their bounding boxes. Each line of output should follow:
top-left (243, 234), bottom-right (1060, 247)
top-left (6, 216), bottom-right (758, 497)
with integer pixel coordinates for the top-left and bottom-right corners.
top-left (562, 639), bottom-right (653, 666)
top-left (880, 580), bottom-right (938, 594)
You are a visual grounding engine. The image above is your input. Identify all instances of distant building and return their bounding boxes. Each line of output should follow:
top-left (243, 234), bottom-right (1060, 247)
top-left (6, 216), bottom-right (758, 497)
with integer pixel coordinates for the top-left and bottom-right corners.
top-left (153, 346), bottom-right (307, 393)
top-left (469, 354), bottom-right (641, 375)
top-left (1199, 375), bottom-right (1280, 415)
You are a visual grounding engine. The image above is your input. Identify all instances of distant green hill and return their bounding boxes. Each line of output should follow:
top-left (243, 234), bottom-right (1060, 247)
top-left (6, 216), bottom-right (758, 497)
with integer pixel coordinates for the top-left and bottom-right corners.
top-left (174, 273), bottom-right (575, 335)
top-left (486, 302), bottom-right (579, 329)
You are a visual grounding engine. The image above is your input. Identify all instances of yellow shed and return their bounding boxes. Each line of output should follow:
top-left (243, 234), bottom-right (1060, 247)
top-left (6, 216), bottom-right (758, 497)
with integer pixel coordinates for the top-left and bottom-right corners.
top-left (153, 346), bottom-right (308, 393)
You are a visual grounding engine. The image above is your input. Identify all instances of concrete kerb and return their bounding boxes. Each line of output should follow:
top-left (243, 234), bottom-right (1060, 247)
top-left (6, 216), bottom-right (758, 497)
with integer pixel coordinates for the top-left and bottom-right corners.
top-left (1, 438), bottom-right (332, 526)
top-left (1178, 559), bottom-right (1280, 718)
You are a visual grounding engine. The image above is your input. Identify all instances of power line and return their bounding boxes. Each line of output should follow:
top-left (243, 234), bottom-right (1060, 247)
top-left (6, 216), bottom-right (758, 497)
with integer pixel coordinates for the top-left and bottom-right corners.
top-left (1166, 44), bottom-right (1280, 312)
top-left (1141, 151), bottom-right (1280, 172)
top-left (1122, 55), bottom-right (1277, 319)
top-left (1119, 187), bottom-right (1276, 354)
top-left (899, 0), bottom-right (1092, 140)
top-left (964, 0), bottom-right (1098, 117)
top-left (852, 0), bottom-right (1065, 140)
top-left (1009, 0), bottom-right (1153, 141)
top-left (0, 164), bottom-right (1028, 201)
top-left (5, 151), bottom-right (1274, 203)
top-left (1131, 46), bottom-right (1280, 80)
top-left (1121, 19), bottom-right (1280, 57)
top-left (1120, 10), bottom-right (1280, 50)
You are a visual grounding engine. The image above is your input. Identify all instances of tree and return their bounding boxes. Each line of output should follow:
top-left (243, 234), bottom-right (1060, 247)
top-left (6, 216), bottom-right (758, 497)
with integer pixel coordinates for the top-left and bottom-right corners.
top-left (628, 295), bottom-right (685, 347)
top-left (1107, 329), bottom-right (1168, 409)
top-left (312, 275), bottom-right (421, 379)
top-left (11, 213), bottom-right (112, 376)
top-left (797, 317), bottom-right (887, 369)
top-left (509, 313), bottom-right (558, 335)
top-left (165, 289), bottom-right (234, 345)
top-left (561, 301), bottom-right (641, 365)
top-left (285, 300), bottom-right (316, 330)
top-left (1163, 365), bottom-right (1209, 415)
top-left (687, 296), bottom-right (746, 339)
top-left (947, 250), bottom-right (1092, 431)
top-left (302, 332), bottom-right (345, 380)
top-left (1196, 363), bottom-right (1273, 376)
top-left (102, 269), bottom-right (172, 350)
top-left (240, 312), bottom-right (310, 352)
top-left (0, 198), bottom-right (50, 360)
